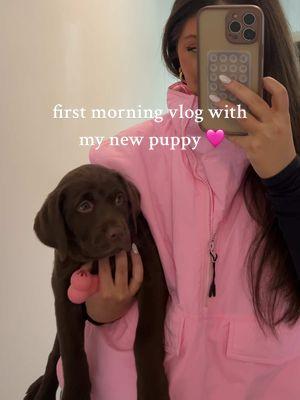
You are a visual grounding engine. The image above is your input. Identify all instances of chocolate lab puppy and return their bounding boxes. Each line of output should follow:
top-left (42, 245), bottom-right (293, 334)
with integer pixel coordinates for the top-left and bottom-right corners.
top-left (23, 164), bottom-right (170, 400)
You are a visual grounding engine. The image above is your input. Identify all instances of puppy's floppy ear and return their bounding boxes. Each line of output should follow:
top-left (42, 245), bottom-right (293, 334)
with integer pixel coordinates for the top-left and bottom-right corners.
top-left (34, 186), bottom-right (68, 262)
top-left (123, 179), bottom-right (141, 235)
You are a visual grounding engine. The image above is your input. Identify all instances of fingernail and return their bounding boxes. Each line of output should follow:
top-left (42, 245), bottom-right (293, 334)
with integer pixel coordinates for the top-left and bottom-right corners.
top-left (209, 94), bottom-right (221, 102)
top-left (219, 75), bottom-right (232, 84)
top-left (132, 242), bottom-right (139, 254)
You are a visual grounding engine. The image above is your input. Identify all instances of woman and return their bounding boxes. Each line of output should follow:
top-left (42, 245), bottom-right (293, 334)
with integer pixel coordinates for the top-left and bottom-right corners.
top-left (57, 0), bottom-right (300, 399)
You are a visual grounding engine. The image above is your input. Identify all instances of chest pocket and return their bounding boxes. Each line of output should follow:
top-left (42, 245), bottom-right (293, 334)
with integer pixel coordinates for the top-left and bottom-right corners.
top-left (226, 317), bottom-right (300, 365)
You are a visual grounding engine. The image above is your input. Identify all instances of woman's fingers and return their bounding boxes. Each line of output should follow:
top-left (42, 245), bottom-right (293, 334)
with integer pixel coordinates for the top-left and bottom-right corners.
top-left (98, 257), bottom-right (114, 293)
top-left (209, 95), bottom-right (260, 146)
top-left (218, 75), bottom-right (271, 122)
top-left (97, 244), bottom-right (143, 297)
top-left (129, 244), bottom-right (144, 296)
top-left (114, 250), bottom-right (129, 292)
top-left (263, 76), bottom-right (289, 113)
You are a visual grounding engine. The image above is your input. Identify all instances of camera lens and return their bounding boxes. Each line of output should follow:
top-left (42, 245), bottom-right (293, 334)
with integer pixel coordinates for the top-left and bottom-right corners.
top-left (243, 13), bottom-right (256, 25)
top-left (243, 28), bottom-right (256, 41)
top-left (229, 21), bottom-right (241, 33)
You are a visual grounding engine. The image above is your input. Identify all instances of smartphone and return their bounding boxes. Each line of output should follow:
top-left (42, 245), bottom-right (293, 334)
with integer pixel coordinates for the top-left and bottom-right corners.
top-left (196, 5), bottom-right (264, 135)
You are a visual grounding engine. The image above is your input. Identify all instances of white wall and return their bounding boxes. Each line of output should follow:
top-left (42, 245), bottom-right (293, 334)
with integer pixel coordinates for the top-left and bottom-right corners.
top-left (280, 0), bottom-right (300, 41)
top-left (281, 0), bottom-right (300, 32)
top-left (0, 1), bottom-right (174, 399)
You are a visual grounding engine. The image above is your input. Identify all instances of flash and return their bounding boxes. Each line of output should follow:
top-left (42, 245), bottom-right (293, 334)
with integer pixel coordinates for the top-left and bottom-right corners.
top-left (233, 13), bottom-right (238, 18)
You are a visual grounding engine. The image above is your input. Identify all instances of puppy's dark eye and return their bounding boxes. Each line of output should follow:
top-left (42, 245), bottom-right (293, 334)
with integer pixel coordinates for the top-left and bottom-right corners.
top-left (77, 200), bottom-right (94, 213)
top-left (115, 193), bottom-right (125, 206)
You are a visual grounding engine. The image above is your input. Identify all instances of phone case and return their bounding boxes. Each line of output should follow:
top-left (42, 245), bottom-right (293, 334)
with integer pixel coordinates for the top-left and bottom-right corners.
top-left (197, 5), bottom-right (264, 135)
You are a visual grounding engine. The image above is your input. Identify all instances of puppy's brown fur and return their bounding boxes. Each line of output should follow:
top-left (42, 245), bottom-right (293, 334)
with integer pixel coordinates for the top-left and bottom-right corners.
top-left (23, 164), bottom-right (170, 400)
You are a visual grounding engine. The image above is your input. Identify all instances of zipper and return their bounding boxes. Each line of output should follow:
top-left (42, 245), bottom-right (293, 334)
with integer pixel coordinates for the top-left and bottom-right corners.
top-left (204, 190), bottom-right (218, 308)
top-left (208, 236), bottom-right (218, 298)
top-left (185, 147), bottom-right (218, 308)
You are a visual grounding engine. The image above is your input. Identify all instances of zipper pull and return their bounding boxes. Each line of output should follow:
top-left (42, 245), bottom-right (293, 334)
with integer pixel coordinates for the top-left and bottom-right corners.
top-left (208, 240), bottom-right (218, 297)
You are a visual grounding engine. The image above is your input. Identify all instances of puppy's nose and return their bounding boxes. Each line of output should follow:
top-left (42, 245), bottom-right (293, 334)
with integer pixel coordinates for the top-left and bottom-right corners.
top-left (105, 226), bottom-right (124, 242)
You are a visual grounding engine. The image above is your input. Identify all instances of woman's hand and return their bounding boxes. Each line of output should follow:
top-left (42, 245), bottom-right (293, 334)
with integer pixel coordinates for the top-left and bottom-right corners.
top-left (85, 245), bottom-right (143, 323)
top-left (210, 75), bottom-right (297, 179)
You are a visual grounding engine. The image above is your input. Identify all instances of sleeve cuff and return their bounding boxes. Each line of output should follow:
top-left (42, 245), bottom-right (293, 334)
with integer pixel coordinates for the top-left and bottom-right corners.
top-left (260, 155), bottom-right (300, 188)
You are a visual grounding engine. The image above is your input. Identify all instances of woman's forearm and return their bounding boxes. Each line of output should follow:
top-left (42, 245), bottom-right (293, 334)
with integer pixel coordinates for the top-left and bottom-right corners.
top-left (260, 154), bottom-right (300, 279)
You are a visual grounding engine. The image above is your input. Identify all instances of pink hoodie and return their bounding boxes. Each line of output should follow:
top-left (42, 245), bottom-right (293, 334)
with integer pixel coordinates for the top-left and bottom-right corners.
top-left (57, 81), bottom-right (300, 399)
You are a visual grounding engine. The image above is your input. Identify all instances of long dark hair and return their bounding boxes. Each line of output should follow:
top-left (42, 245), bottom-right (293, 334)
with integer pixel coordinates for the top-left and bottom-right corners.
top-left (162, 0), bottom-right (300, 336)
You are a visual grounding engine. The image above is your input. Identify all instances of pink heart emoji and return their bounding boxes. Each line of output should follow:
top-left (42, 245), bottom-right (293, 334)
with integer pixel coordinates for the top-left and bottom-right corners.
top-left (206, 129), bottom-right (225, 147)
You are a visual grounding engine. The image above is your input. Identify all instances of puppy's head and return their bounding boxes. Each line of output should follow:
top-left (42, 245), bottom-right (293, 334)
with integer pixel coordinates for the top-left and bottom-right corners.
top-left (34, 164), bottom-right (141, 263)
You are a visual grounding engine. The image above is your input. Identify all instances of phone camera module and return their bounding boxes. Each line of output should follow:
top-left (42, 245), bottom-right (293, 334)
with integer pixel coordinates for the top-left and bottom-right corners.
top-left (243, 28), bottom-right (256, 41)
top-left (243, 13), bottom-right (256, 25)
top-left (229, 21), bottom-right (241, 33)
